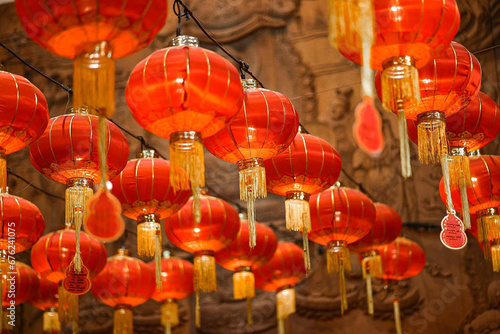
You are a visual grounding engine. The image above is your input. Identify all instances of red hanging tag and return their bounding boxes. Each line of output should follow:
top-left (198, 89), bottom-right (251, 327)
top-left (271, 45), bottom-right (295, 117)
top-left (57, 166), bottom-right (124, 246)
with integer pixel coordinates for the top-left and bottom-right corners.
top-left (440, 212), bottom-right (467, 250)
top-left (63, 263), bottom-right (91, 295)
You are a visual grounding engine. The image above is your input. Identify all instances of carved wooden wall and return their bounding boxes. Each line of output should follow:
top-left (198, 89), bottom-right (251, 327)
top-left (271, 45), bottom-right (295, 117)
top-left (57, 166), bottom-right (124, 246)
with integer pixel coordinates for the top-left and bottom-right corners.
top-left (0, 0), bottom-right (499, 333)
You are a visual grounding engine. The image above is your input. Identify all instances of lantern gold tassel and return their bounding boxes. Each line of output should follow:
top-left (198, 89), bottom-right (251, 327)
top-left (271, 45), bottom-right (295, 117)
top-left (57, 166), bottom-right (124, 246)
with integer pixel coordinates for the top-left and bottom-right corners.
top-left (155, 227), bottom-right (163, 291)
top-left (239, 158), bottom-right (267, 248)
top-left (233, 269), bottom-right (255, 326)
top-left (195, 292), bottom-right (201, 328)
top-left (0, 270), bottom-right (2, 332)
top-left (43, 308), bottom-right (61, 333)
top-left (137, 214), bottom-right (161, 258)
top-left (327, 242), bottom-right (351, 314)
top-left (393, 292), bottom-right (402, 334)
top-left (65, 179), bottom-right (93, 229)
top-left (169, 131), bottom-right (205, 224)
top-left (194, 252), bottom-right (217, 293)
top-left (302, 228), bottom-right (311, 273)
top-left (397, 108), bottom-right (412, 179)
top-left (491, 245), bottom-right (500, 272)
top-left (114, 305), bottom-right (133, 334)
top-left (1, 307), bottom-right (13, 332)
top-left (276, 287), bottom-right (295, 334)
top-left (0, 150), bottom-right (6, 193)
top-left (161, 300), bottom-right (179, 334)
top-left (459, 177), bottom-right (471, 230)
top-left (417, 112), bottom-right (448, 164)
top-left (58, 284), bottom-right (78, 326)
top-left (361, 252), bottom-right (382, 315)
top-left (477, 209), bottom-right (500, 260)
top-left (285, 192), bottom-right (311, 232)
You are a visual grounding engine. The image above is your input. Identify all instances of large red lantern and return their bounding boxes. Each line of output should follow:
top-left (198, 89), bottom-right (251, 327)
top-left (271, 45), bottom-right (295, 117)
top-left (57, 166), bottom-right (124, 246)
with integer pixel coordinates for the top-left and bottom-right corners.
top-left (111, 149), bottom-right (191, 264)
top-left (309, 186), bottom-right (376, 314)
top-left (376, 237), bottom-right (426, 334)
top-left (0, 71), bottom-right (48, 192)
top-left (165, 194), bottom-right (240, 327)
top-left (254, 242), bottom-right (306, 334)
top-left (92, 249), bottom-right (155, 334)
top-left (0, 193), bottom-right (44, 253)
top-left (126, 35), bottom-right (244, 223)
top-left (330, 0), bottom-right (460, 177)
top-left (440, 155), bottom-right (500, 270)
top-left (204, 79), bottom-right (299, 245)
top-left (149, 253), bottom-right (194, 334)
top-left (29, 110), bottom-right (130, 242)
top-left (350, 203), bottom-right (402, 315)
top-left (264, 132), bottom-right (342, 269)
top-left (30, 278), bottom-right (61, 333)
top-left (16, 0), bottom-right (167, 118)
top-left (215, 220), bottom-right (278, 325)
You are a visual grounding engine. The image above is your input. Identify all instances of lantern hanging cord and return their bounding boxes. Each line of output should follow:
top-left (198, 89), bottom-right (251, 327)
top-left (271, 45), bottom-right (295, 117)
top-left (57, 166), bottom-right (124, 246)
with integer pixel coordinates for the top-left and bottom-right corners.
top-left (6, 168), bottom-right (64, 200)
top-left (0, 41), bottom-right (73, 94)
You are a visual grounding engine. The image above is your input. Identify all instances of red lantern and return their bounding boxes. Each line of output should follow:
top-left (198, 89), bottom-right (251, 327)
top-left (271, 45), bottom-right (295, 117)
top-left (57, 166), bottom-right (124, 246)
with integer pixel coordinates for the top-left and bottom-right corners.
top-left (126, 35), bottom-right (244, 222)
top-left (349, 203), bottom-right (402, 315)
top-left (149, 253), bottom-right (194, 334)
top-left (16, 0), bottom-right (167, 117)
top-left (309, 186), bottom-right (376, 314)
top-left (376, 237), bottom-right (426, 334)
top-left (204, 79), bottom-right (299, 245)
top-left (0, 71), bottom-right (49, 192)
top-left (264, 132), bottom-right (342, 269)
top-left (92, 249), bottom-right (155, 334)
top-left (111, 149), bottom-right (191, 261)
top-left (254, 242), bottom-right (306, 334)
top-left (29, 110), bottom-right (130, 242)
top-left (30, 278), bottom-right (61, 333)
top-left (0, 193), bottom-right (44, 253)
top-left (440, 155), bottom-right (500, 270)
top-left (215, 220), bottom-right (278, 325)
top-left (164, 194), bottom-right (240, 327)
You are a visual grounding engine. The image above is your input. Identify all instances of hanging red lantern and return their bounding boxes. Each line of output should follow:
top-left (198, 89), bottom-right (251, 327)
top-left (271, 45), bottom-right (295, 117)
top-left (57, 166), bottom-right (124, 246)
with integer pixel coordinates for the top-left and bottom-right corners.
top-left (29, 110), bottom-right (130, 242)
top-left (29, 278), bottom-right (61, 334)
top-left (111, 148), bottom-right (191, 288)
top-left (330, 0), bottom-right (460, 177)
top-left (254, 242), bottom-right (306, 334)
top-left (309, 186), bottom-right (376, 314)
top-left (204, 79), bottom-right (299, 246)
top-left (126, 35), bottom-right (244, 223)
top-left (92, 249), bottom-right (155, 334)
top-left (376, 237), bottom-right (426, 334)
top-left (164, 194), bottom-right (240, 327)
top-left (264, 131), bottom-right (342, 270)
top-left (149, 253), bottom-right (194, 334)
top-left (440, 155), bottom-right (500, 270)
top-left (350, 203), bottom-right (402, 315)
top-left (215, 219), bottom-right (278, 325)
top-left (0, 193), bottom-right (44, 253)
top-left (16, 0), bottom-right (167, 118)
top-left (0, 71), bottom-right (49, 192)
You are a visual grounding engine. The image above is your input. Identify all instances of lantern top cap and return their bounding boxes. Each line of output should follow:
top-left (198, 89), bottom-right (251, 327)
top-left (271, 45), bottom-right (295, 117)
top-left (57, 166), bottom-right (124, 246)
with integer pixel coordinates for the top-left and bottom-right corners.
top-left (170, 35), bottom-right (199, 47)
top-left (242, 79), bottom-right (258, 89)
top-left (136, 149), bottom-right (159, 159)
top-left (116, 248), bottom-right (131, 256)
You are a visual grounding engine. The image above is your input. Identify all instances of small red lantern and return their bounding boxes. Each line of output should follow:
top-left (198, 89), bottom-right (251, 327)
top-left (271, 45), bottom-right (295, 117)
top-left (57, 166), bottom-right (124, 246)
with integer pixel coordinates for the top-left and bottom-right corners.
top-left (309, 186), bottom-right (376, 314)
top-left (126, 35), bottom-right (244, 223)
top-left (376, 237), bottom-right (426, 334)
top-left (264, 132), bottom-right (342, 269)
top-left (30, 278), bottom-right (61, 333)
top-left (111, 149), bottom-right (191, 263)
top-left (29, 110), bottom-right (130, 242)
top-left (149, 253), bottom-right (194, 334)
top-left (215, 220), bottom-right (278, 325)
top-left (440, 155), bottom-right (500, 270)
top-left (92, 249), bottom-right (155, 334)
top-left (0, 193), bottom-right (44, 253)
top-left (16, 0), bottom-right (167, 117)
top-left (0, 71), bottom-right (48, 192)
top-left (204, 79), bottom-right (299, 245)
top-left (164, 194), bottom-right (240, 327)
top-left (254, 242), bottom-right (306, 334)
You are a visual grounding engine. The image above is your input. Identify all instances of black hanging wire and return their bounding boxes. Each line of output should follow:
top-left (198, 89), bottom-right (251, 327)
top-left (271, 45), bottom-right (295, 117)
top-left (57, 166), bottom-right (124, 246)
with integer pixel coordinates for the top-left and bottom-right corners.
top-left (340, 167), bottom-right (377, 202)
top-left (7, 168), bottom-right (64, 201)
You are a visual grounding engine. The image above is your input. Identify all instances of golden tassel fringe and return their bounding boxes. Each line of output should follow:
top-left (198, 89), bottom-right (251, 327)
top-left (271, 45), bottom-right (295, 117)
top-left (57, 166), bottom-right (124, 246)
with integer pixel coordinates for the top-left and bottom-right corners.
top-left (0, 152), bottom-right (6, 193)
top-left (459, 176), bottom-right (471, 230)
top-left (361, 253), bottom-right (381, 316)
top-left (43, 310), bottom-right (61, 332)
top-left (449, 154), bottom-right (472, 188)
top-left (58, 285), bottom-right (78, 325)
top-left (397, 108), bottom-right (412, 179)
top-left (161, 300), bottom-right (179, 334)
top-left (114, 306), bottom-right (133, 334)
top-left (417, 112), bottom-right (448, 164)
top-left (246, 297), bottom-right (253, 327)
top-left (247, 198), bottom-right (256, 248)
top-left (233, 270), bottom-right (255, 300)
top-left (276, 288), bottom-right (295, 320)
top-left (169, 132), bottom-right (204, 224)
top-left (0, 271), bottom-right (2, 332)
top-left (380, 58), bottom-right (420, 113)
top-left (302, 228), bottom-right (311, 273)
top-left (155, 227), bottom-right (163, 291)
top-left (393, 296), bottom-right (402, 334)
top-left (65, 183), bottom-right (93, 227)
top-left (277, 318), bottom-right (285, 334)
top-left (478, 212), bottom-right (500, 259)
top-left (491, 245), bottom-right (500, 272)
top-left (194, 253), bottom-right (216, 293)
top-left (2, 307), bottom-right (13, 332)
top-left (98, 116), bottom-right (109, 189)
top-left (195, 292), bottom-right (201, 328)
top-left (327, 245), bottom-right (351, 314)
top-left (137, 220), bottom-right (161, 258)
top-left (285, 195), bottom-right (311, 232)
top-left (73, 205), bottom-right (84, 273)
top-left (365, 273), bottom-right (374, 315)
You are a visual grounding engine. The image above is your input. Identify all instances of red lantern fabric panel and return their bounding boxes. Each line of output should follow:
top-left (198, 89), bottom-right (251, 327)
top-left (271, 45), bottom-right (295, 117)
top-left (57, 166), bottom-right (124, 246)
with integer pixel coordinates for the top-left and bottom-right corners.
top-left (29, 277), bottom-right (59, 311)
top-left (15, 0), bottom-right (167, 59)
top-left (149, 257), bottom-right (194, 302)
top-left (29, 113), bottom-right (130, 184)
top-left (377, 237), bottom-right (426, 281)
top-left (1, 261), bottom-right (39, 306)
top-left (0, 71), bottom-right (49, 154)
top-left (0, 194), bottom-right (45, 253)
